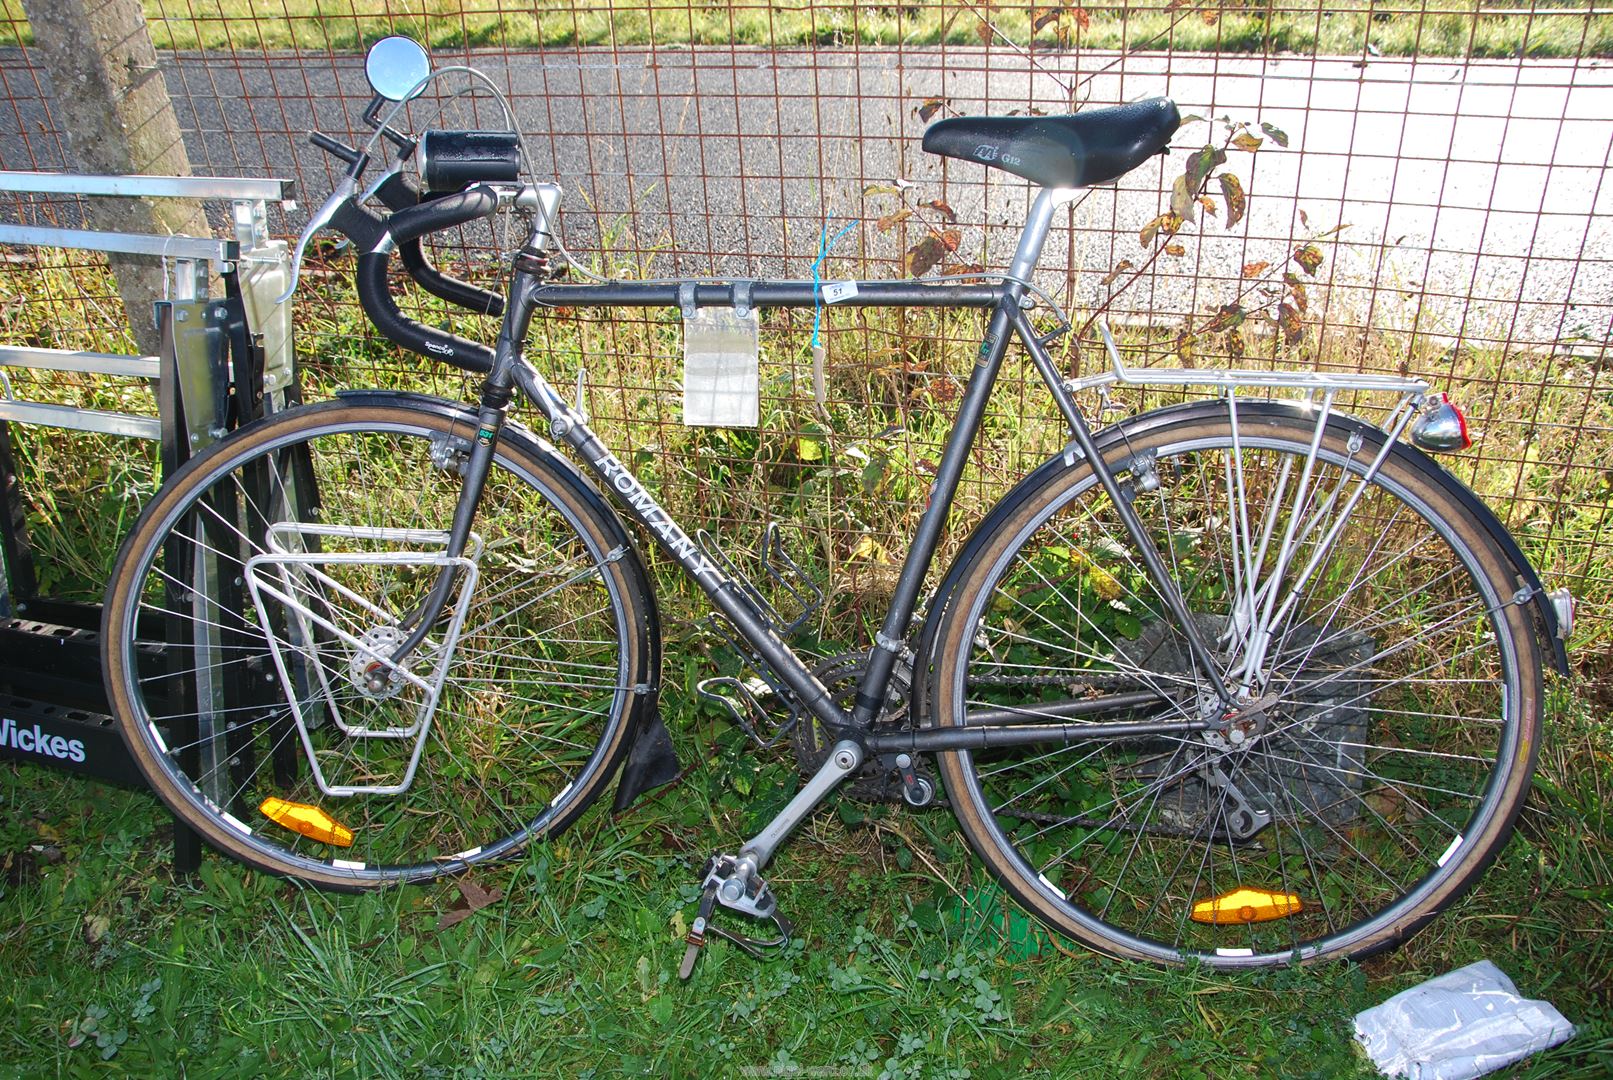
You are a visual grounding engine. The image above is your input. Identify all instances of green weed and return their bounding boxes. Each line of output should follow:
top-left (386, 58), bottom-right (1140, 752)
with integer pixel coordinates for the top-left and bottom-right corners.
top-left (2, 2), bottom-right (1607, 60)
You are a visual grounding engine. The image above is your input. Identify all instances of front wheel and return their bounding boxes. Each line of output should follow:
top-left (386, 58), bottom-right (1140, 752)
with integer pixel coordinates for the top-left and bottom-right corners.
top-left (931, 404), bottom-right (1543, 967)
top-left (103, 397), bottom-right (652, 888)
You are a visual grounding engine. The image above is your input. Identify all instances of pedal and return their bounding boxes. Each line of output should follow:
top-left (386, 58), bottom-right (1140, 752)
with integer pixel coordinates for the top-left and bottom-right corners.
top-left (702, 853), bottom-right (777, 919)
top-left (677, 854), bottom-right (793, 981)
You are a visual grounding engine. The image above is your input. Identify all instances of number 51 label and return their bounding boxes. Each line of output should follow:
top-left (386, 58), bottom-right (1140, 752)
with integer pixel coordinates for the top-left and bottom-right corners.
top-left (822, 281), bottom-right (859, 304)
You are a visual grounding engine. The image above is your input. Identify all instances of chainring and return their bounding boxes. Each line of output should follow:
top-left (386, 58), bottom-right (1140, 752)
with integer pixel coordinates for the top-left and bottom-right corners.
top-left (791, 651), bottom-right (916, 802)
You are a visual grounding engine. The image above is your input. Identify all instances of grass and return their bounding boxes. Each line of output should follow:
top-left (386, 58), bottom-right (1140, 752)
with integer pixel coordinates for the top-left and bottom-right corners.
top-left (1, 236), bottom-right (1611, 1075)
top-left (0, 1), bottom-right (1609, 59)
top-left (0, 670), bottom-right (1608, 1075)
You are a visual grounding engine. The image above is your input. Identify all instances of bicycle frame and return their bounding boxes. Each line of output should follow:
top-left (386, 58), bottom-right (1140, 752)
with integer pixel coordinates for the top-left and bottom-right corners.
top-left (364, 182), bottom-right (1450, 873)
top-left (435, 186), bottom-right (1229, 753)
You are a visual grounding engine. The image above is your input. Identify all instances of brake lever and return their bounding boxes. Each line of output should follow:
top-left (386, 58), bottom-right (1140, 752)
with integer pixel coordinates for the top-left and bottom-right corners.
top-left (359, 137), bottom-right (417, 207)
top-left (275, 174), bottom-right (358, 305)
top-left (359, 161), bottom-right (402, 207)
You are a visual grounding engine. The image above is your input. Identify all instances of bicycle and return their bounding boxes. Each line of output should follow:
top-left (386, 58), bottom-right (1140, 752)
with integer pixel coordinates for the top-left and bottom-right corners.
top-left (100, 36), bottom-right (1573, 972)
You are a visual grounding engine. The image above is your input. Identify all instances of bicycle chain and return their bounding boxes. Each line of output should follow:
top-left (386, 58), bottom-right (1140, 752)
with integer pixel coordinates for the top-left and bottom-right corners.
top-left (967, 669), bottom-right (1151, 690)
top-left (944, 670), bottom-right (1233, 838)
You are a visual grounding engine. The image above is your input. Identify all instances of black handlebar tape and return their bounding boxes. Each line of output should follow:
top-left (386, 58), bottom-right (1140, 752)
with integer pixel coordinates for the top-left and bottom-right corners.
top-left (355, 251), bottom-right (495, 373)
top-left (373, 173), bottom-right (505, 317)
top-left (385, 185), bottom-right (501, 246)
top-left (349, 187), bottom-right (501, 372)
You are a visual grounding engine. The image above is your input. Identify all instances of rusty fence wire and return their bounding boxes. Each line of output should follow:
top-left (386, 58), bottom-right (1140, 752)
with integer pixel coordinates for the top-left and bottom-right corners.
top-left (0, 1), bottom-right (1609, 663)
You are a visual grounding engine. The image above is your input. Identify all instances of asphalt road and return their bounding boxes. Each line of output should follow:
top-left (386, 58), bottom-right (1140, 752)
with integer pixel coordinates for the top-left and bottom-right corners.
top-left (1, 45), bottom-right (1608, 349)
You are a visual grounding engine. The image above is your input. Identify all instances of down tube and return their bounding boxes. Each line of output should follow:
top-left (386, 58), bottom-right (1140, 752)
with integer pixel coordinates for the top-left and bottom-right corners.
top-left (516, 364), bottom-right (851, 728)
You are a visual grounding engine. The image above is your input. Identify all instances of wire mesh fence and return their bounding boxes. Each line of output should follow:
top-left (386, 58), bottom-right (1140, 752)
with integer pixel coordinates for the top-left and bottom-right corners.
top-left (0, 2), bottom-right (1608, 660)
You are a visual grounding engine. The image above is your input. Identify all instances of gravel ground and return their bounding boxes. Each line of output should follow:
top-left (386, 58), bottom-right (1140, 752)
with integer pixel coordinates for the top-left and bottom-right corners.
top-left (1, 44), bottom-right (1608, 352)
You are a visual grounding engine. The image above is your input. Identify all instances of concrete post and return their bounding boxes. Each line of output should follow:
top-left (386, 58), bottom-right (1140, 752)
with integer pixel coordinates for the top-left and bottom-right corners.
top-left (21, 0), bottom-right (209, 356)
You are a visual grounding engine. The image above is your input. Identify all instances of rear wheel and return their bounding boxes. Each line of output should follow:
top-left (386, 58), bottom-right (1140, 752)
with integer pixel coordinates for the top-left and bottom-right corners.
top-left (103, 398), bottom-right (649, 888)
top-left (932, 406), bottom-right (1542, 966)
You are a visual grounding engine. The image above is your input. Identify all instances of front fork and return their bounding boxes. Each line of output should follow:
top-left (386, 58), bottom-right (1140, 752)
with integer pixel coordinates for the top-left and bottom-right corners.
top-left (381, 268), bottom-right (542, 667)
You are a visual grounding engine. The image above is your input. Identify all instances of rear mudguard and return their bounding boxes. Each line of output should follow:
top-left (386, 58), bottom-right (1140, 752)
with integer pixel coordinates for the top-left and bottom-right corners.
top-left (334, 390), bottom-right (678, 808)
top-left (910, 398), bottom-right (1567, 723)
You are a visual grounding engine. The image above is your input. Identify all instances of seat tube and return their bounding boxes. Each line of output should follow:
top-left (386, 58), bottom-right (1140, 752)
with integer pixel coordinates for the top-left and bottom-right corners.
top-left (851, 187), bottom-right (1073, 723)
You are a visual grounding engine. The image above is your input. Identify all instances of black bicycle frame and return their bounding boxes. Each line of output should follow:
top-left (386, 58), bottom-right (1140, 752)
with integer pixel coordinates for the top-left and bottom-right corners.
top-left (450, 187), bottom-right (1230, 756)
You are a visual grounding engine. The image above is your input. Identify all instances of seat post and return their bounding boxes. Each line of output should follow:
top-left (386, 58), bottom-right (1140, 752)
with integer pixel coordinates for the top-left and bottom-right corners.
top-left (1008, 187), bottom-right (1080, 281)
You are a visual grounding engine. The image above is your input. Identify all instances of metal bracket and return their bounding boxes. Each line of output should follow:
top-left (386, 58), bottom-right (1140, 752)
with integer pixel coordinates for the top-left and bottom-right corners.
top-left (874, 630), bottom-right (905, 654)
top-left (231, 198), bottom-right (270, 253)
top-left (159, 295), bottom-right (229, 450)
top-left (732, 280), bottom-right (754, 319)
top-left (678, 282), bottom-right (698, 320)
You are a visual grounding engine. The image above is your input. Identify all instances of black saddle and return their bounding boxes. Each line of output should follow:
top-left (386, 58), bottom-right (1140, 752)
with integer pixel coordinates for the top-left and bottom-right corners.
top-left (922, 98), bottom-right (1181, 189)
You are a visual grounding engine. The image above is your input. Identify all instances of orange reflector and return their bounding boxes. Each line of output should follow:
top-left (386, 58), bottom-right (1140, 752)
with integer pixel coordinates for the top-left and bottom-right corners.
top-left (260, 797), bottom-right (354, 847)
top-left (1190, 887), bottom-right (1303, 925)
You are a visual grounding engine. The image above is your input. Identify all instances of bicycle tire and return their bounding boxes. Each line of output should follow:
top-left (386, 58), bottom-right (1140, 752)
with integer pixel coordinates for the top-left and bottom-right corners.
top-left (930, 405), bottom-right (1543, 967)
top-left (102, 396), bottom-right (653, 888)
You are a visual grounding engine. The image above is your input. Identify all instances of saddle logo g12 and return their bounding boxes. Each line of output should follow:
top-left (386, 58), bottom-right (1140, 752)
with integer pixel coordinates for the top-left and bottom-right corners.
top-left (0, 716), bottom-right (87, 763)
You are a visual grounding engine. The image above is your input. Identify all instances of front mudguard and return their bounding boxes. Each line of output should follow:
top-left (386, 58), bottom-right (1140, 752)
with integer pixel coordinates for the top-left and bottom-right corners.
top-left (909, 398), bottom-right (1568, 723)
top-left (333, 390), bottom-right (680, 808)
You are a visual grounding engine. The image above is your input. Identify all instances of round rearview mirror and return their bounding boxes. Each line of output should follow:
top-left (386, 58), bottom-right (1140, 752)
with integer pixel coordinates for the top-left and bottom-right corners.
top-left (365, 35), bottom-right (431, 102)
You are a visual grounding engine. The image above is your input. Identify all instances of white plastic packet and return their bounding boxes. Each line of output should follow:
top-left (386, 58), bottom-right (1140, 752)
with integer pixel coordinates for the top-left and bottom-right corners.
top-left (683, 306), bottom-right (760, 427)
top-left (1354, 960), bottom-right (1575, 1080)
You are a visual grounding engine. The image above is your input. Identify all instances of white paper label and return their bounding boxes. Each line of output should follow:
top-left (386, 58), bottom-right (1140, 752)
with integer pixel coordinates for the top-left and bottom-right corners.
top-left (822, 280), bottom-right (859, 304)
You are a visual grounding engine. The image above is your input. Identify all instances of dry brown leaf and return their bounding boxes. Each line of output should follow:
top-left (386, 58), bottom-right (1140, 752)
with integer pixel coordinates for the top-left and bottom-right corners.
top-left (906, 235), bottom-right (949, 276)
top-left (877, 209), bottom-right (913, 232)
top-left (1175, 329), bottom-right (1194, 362)
top-left (1278, 302), bottom-right (1305, 345)
top-left (1139, 211), bottom-right (1183, 247)
top-left (459, 879), bottom-right (502, 911)
top-left (1219, 172), bottom-right (1246, 229)
top-left (436, 879), bottom-right (504, 930)
top-left (1100, 258), bottom-right (1134, 286)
